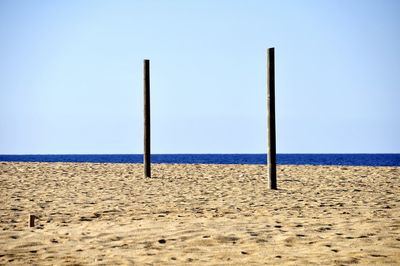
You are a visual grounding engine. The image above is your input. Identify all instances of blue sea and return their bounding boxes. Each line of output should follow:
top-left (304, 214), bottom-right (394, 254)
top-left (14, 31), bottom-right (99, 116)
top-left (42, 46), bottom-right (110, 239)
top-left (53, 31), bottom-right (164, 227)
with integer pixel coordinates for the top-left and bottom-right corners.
top-left (0, 154), bottom-right (399, 166)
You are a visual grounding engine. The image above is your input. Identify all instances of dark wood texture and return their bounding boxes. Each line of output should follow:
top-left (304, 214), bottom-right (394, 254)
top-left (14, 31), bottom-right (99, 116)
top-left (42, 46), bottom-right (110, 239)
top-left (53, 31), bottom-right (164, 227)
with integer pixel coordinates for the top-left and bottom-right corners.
top-left (144, 59), bottom-right (151, 178)
top-left (267, 48), bottom-right (277, 189)
top-left (29, 214), bottom-right (35, 227)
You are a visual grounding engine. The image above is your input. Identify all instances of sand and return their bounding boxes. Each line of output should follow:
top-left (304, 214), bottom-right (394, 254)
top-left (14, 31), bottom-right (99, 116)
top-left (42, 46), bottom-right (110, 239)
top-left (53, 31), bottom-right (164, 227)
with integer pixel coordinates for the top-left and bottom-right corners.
top-left (0, 162), bottom-right (399, 265)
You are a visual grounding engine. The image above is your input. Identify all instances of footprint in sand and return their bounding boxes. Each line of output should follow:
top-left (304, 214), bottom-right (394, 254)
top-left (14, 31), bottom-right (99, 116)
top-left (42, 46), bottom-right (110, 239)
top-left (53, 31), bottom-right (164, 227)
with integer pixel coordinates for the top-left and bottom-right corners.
top-left (216, 235), bottom-right (240, 244)
top-left (370, 254), bottom-right (387, 258)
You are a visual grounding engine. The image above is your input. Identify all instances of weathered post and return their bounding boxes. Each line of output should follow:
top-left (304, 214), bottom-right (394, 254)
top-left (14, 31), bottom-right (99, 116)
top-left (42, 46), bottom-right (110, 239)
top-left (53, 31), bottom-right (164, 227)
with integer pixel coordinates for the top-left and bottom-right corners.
top-left (29, 214), bottom-right (36, 227)
top-left (144, 59), bottom-right (151, 178)
top-left (267, 48), bottom-right (277, 189)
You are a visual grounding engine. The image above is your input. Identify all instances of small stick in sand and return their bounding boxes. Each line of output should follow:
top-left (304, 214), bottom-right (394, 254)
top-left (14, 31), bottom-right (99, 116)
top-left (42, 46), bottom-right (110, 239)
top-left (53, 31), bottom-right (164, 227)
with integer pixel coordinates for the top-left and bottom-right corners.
top-left (29, 214), bottom-right (36, 227)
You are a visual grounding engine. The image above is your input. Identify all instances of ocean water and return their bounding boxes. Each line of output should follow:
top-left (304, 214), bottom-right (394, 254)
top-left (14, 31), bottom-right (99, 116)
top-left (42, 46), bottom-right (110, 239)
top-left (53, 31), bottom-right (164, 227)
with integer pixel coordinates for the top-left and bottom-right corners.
top-left (0, 154), bottom-right (399, 166)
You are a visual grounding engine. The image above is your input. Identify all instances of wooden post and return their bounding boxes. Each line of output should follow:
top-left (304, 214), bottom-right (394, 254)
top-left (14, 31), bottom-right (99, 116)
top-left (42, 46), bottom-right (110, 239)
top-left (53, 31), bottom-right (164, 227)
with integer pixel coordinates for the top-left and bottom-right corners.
top-left (144, 59), bottom-right (151, 178)
top-left (267, 48), bottom-right (277, 189)
top-left (29, 214), bottom-right (35, 227)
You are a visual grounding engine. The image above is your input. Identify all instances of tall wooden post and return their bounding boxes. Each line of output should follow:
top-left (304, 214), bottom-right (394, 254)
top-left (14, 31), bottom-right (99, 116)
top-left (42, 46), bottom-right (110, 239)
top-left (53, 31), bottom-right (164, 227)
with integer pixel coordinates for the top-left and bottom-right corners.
top-left (144, 59), bottom-right (151, 178)
top-left (267, 48), bottom-right (277, 189)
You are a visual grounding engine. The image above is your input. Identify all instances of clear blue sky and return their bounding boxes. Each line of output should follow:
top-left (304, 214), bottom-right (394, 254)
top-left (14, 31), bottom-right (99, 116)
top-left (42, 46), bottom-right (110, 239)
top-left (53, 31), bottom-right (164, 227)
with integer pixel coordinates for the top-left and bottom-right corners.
top-left (1, 0), bottom-right (399, 154)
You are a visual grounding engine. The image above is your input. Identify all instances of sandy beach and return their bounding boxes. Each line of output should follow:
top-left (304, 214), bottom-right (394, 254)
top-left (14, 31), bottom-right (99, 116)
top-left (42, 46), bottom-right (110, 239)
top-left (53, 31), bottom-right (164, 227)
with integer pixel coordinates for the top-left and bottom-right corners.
top-left (0, 162), bottom-right (399, 265)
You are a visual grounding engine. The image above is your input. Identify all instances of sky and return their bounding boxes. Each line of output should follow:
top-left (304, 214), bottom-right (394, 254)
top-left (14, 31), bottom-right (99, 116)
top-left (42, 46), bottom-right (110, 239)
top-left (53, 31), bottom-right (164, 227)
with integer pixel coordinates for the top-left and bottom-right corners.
top-left (0, 0), bottom-right (399, 154)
